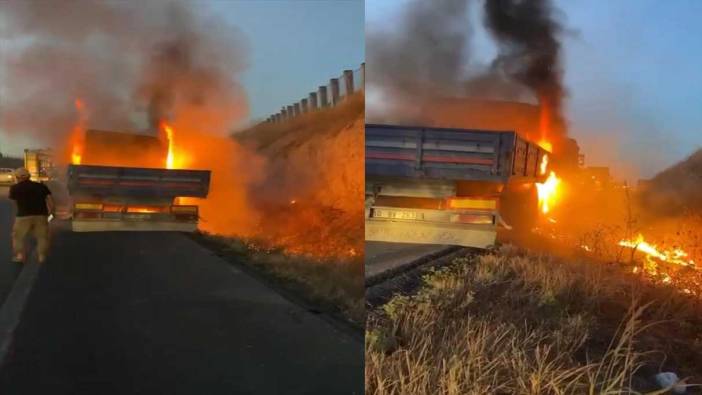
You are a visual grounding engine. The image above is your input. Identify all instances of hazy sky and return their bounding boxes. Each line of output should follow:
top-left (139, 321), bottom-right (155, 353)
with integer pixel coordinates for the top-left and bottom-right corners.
top-left (205, 0), bottom-right (364, 122)
top-left (367, 0), bottom-right (702, 180)
top-left (0, 0), bottom-right (364, 156)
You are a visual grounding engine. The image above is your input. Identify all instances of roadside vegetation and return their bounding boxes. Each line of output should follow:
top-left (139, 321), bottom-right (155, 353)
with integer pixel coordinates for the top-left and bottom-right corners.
top-left (195, 233), bottom-right (365, 327)
top-left (366, 245), bottom-right (702, 394)
top-left (189, 93), bottom-right (365, 328)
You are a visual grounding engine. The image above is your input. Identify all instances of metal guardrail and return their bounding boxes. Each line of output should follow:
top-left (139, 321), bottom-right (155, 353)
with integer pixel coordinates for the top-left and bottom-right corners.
top-left (263, 63), bottom-right (365, 123)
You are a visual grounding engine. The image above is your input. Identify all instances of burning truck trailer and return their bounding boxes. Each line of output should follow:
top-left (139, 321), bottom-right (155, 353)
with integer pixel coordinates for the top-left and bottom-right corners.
top-left (67, 129), bottom-right (211, 232)
top-left (365, 123), bottom-right (551, 249)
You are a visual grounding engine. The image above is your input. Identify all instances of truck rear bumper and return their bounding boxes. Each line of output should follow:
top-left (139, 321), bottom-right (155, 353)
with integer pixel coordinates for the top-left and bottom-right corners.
top-left (72, 220), bottom-right (198, 232)
top-left (365, 219), bottom-right (496, 248)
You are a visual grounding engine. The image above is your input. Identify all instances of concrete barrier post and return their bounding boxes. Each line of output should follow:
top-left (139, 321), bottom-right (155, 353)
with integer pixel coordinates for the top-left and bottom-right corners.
top-left (360, 62), bottom-right (365, 90)
top-left (309, 92), bottom-right (318, 110)
top-left (287, 105), bottom-right (294, 118)
top-left (343, 70), bottom-right (354, 96)
top-left (318, 86), bottom-right (329, 108)
top-left (329, 78), bottom-right (340, 106)
top-left (281, 107), bottom-right (287, 120)
top-left (301, 98), bottom-right (308, 113)
top-left (293, 102), bottom-right (301, 116)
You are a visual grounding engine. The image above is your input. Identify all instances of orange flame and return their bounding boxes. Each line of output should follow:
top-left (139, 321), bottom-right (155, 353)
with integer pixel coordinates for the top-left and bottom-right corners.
top-left (539, 153), bottom-right (549, 175)
top-left (538, 140), bottom-right (553, 153)
top-left (160, 121), bottom-right (175, 169)
top-left (70, 99), bottom-right (86, 164)
top-left (72, 150), bottom-right (82, 165)
top-left (536, 171), bottom-right (561, 214)
top-left (619, 234), bottom-right (696, 269)
top-left (127, 206), bottom-right (163, 214)
top-left (538, 101), bottom-right (551, 147)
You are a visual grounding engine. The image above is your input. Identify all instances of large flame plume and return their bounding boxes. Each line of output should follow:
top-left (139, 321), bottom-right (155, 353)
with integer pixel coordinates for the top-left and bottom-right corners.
top-left (2, 0), bottom-right (361, 261)
top-left (536, 171), bottom-right (561, 214)
top-left (70, 99), bottom-right (87, 165)
top-left (159, 121), bottom-right (176, 169)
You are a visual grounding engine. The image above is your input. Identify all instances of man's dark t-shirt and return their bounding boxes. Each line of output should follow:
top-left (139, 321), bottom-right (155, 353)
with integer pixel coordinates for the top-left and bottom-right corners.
top-left (9, 180), bottom-right (51, 217)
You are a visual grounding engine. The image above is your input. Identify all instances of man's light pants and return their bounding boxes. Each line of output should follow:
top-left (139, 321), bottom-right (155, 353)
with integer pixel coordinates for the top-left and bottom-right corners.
top-left (12, 215), bottom-right (49, 260)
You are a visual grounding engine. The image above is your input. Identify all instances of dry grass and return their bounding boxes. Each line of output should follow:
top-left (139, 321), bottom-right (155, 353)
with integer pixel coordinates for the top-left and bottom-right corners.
top-left (196, 233), bottom-right (365, 326)
top-left (572, 214), bottom-right (702, 299)
top-left (230, 93), bottom-right (364, 261)
top-left (366, 246), bottom-right (702, 394)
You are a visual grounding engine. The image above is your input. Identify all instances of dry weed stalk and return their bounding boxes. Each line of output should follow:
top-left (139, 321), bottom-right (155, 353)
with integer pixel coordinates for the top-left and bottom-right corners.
top-left (365, 252), bottom-right (679, 395)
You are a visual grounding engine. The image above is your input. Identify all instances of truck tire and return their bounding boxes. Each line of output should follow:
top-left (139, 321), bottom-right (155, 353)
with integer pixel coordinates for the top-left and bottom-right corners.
top-left (499, 184), bottom-right (539, 231)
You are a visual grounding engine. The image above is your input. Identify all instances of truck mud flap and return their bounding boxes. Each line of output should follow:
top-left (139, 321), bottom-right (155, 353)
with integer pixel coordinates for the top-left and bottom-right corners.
top-left (365, 219), bottom-right (496, 249)
top-left (72, 220), bottom-right (198, 232)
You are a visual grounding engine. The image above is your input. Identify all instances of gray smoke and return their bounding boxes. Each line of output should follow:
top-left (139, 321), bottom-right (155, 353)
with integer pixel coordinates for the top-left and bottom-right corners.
top-left (367, 0), bottom-right (567, 142)
top-left (0, 0), bottom-right (248, 147)
top-left (367, 0), bottom-right (471, 97)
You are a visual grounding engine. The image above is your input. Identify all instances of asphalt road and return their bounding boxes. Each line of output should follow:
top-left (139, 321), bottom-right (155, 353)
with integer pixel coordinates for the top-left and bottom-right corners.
top-left (0, 196), bottom-right (363, 394)
top-left (365, 241), bottom-right (450, 279)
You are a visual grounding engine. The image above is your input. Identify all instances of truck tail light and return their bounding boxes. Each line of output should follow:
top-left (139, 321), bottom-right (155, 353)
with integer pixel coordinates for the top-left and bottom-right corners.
top-left (74, 203), bottom-right (103, 211)
top-left (446, 197), bottom-right (497, 211)
top-left (102, 205), bottom-right (125, 213)
top-left (126, 206), bottom-right (164, 214)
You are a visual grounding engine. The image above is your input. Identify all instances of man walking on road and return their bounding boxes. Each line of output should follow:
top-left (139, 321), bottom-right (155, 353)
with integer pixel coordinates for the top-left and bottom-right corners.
top-left (8, 168), bottom-right (54, 263)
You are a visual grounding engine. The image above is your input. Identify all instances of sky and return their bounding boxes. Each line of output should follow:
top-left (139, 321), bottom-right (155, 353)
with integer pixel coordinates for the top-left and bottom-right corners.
top-left (367, 0), bottom-right (702, 180)
top-left (0, 0), bottom-right (364, 156)
top-left (204, 0), bottom-right (364, 123)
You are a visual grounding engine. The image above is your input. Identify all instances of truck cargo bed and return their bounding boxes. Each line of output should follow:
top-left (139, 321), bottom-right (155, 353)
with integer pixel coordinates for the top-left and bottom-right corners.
top-left (68, 164), bottom-right (211, 199)
top-left (68, 164), bottom-right (210, 233)
top-left (366, 124), bottom-right (548, 184)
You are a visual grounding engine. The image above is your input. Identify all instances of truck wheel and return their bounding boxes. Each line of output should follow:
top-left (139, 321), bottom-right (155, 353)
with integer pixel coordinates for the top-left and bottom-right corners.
top-left (499, 184), bottom-right (538, 231)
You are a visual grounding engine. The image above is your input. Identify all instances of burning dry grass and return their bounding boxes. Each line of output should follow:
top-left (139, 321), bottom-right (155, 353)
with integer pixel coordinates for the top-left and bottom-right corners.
top-left (530, 185), bottom-right (702, 298)
top-left (519, 153), bottom-right (702, 299)
top-left (234, 93), bottom-right (364, 260)
top-left (583, 218), bottom-right (701, 273)
top-left (366, 246), bottom-right (702, 394)
top-left (188, 95), bottom-right (365, 324)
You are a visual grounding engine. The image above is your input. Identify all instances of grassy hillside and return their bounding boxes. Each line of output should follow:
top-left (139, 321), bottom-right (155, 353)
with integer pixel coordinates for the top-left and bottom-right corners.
top-left (639, 149), bottom-right (702, 215)
top-left (236, 93), bottom-right (364, 154)
top-left (201, 93), bottom-right (365, 325)
top-left (366, 246), bottom-right (702, 394)
top-left (234, 93), bottom-right (364, 259)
